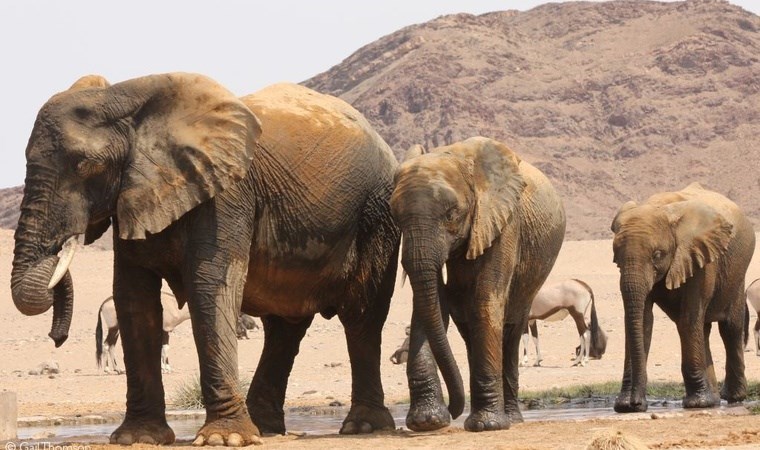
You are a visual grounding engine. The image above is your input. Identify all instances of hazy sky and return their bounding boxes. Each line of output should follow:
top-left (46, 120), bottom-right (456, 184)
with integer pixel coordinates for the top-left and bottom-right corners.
top-left (1, 0), bottom-right (758, 188)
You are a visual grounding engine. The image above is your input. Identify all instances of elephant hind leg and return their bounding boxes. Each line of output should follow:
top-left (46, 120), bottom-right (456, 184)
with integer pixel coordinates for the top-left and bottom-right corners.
top-left (339, 248), bottom-right (397, 435)
top-left (719, 316), bottom-right (748, 403)
top-left (247, 315), bottom-right (313, 435)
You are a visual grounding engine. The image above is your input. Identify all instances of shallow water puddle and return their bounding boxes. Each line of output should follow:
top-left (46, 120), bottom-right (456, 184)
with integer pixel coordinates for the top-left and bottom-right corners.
top-left (16, 403), bottom-right (681, 442)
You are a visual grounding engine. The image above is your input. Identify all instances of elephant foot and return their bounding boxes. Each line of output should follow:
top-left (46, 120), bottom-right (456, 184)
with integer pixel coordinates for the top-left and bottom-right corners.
top-left (340, 403), bottom-right (395, 434)
top-left (248, 402), bottom-right (285, 435)
top-left (613, 392), bottom-right (648, 413)
top-left (683, 391), bottom-right (720, 409)
top-left (505, 404), bottom-right (524, 424)
top-left (192, 414), bottom-right (262, 446)
top-left (721, 375), bottom-right (747, 404)
top-left (406, 400), bottom-right (451, 432)
top-left (720, 385), bottom-right (747, 404)
top-left (110, 417), bottom-right (175, 445)
top-left (464, 409), bottom-right (510, 432)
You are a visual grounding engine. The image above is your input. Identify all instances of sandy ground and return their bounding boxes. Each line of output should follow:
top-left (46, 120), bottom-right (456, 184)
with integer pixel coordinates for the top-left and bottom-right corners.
top-left (1, 229), bottom-right (760, 448)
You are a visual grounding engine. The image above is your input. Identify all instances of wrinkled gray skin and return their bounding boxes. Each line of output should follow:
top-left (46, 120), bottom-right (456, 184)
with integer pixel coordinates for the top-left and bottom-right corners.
top-left (11, 73), bottom-right (399, 445)
top-left (391, 138), bottom-right (566, 432)
top-left (611, 183), bottom-right (755, 413)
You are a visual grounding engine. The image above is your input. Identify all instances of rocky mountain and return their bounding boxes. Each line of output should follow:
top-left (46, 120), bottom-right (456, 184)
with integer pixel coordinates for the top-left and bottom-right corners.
top-left (1, 0), bottom-right (758, 242)
top-left (304, 0), bottom-right (760, 239)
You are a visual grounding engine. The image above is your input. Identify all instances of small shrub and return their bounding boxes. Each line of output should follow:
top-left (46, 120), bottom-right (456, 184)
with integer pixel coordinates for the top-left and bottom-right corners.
top-left (171, 375), bottom-right (250, 409)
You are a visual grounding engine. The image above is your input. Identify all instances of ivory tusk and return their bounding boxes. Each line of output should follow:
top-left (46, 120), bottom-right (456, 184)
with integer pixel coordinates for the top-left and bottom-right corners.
top-left (48, 235), bottom-right (81, 289)
top-left (441, 265), bottom-right (448, 285)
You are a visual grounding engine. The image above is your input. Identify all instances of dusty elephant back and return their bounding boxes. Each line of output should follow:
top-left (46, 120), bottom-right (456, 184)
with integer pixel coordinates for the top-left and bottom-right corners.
top-left (241, 83), bottom-right (396, 184)
top-left (646, 183), bottom-right (746, 226)
top-left (239, 84), bottom-right (398, 247)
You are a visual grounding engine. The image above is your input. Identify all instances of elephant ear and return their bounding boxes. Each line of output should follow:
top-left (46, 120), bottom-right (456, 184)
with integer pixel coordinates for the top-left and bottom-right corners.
top-left (402, 144), bottom-right (427, 162)
top-left (465, 138), bottom-right (526, 260)
top-left (106, 73), bottom-right (262, 239)
top-left (664, 200), bottom-right (734, 290)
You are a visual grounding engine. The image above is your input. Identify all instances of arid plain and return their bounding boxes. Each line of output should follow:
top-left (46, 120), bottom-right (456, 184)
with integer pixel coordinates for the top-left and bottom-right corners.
top-left (2, 229), bottom-right (760, 448)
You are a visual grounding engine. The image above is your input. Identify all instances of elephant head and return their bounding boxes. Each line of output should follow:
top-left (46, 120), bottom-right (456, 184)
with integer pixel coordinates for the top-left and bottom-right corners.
top-left (12, 72), bottom-right (261, 346)
top-left (610, 198), bottom-right (733, 409)
top-left (390, 136), bottom-right (526, 419)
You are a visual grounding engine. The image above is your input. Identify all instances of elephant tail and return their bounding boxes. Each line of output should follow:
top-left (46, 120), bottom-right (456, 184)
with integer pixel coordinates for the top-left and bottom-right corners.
top-left (95, 302), bottom-right (104, 368)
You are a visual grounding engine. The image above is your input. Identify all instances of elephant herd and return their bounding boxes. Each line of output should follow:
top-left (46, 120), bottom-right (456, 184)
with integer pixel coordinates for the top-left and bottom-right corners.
top-left (9, 72), bottom-right (757, 445)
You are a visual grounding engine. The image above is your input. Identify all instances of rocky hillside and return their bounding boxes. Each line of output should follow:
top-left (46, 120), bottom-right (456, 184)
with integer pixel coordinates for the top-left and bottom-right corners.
top-left (0, 186), bottom-right (22, 230)
top-left (304, 0), bottom-right (760, 239)
top-left (2, 0), bottom-right (758, 242)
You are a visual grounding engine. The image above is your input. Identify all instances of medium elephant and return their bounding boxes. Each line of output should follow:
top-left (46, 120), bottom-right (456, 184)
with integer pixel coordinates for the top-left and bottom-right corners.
top-left (611, 183), bottom-right (755, 413)
top-left (390, 137), bottom-right (566, 432)
top-left (11, 73), bottom-right (399, 445)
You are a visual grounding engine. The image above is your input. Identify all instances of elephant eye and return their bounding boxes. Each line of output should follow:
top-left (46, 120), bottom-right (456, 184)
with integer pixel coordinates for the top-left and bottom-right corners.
top-left (445, 207), bottom-right (459, 223)
top-left (652, 250), bottom-right (664, 261)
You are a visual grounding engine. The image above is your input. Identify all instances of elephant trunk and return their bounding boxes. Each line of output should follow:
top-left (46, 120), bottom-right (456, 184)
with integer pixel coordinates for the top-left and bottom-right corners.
top-left (620, 270), bottom-right (651, 409)
top-left (11, 186), bottom-right (77, 347)
top-left (404, 237), bottom-right (465, 418)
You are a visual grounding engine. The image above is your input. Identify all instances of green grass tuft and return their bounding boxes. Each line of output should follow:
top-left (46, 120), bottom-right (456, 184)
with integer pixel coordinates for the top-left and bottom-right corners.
top-left (519, 380), bottom-right (760, 409)
top-left (171, 374), bottom-right (250, 409)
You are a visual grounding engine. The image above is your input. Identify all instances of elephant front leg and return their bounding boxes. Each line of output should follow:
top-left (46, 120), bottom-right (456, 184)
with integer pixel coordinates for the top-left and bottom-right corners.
top-left (246, 315), bottom-right (313, 435)
top-left (464, 303), bottom-right (509, 432)
top-left (110, 263), bottom-right (174, 445)
top-left (678, 319), bottom-right (719, 409)
top-left (187, 258), bottom-right (260, 446)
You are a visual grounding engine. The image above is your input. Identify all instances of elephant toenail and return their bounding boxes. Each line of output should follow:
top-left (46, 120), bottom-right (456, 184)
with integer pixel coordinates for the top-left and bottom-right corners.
top-left (114, 433), bottom-right (133, 445)
top-left (192, 435), bottom-right (205, 446)
top-left (227, 433), bottom-right (243, 447)
top-left (137, 435), bottom-right (156, 444)
top-left (359, 422), bottom-right (373, 434)
top-left (207, 433), bottom-right (225, 446)
top-left (340, 422), bottom-right (358, 434)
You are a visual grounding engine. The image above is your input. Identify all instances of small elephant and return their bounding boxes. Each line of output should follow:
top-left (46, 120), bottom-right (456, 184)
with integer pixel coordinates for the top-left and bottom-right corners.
top-left (11, 73), bottom-right (399, 445)
top-left (390, 137), bottom-right (566, 432)
top-left (611, 183), bottom-right (755, 413)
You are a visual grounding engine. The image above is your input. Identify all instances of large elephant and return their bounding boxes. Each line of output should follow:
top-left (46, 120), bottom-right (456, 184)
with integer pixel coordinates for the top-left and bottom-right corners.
top-left (11, 73), bottom-right (400, 445)
top-left (611, 183), bottom-right (755, 413)
top-left (390, 137), bottom-right (566, 432)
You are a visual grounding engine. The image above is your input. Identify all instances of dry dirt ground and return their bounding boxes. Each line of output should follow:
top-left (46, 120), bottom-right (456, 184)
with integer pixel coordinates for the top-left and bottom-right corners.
top-left (1, 229), bottom-right (760, 449)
